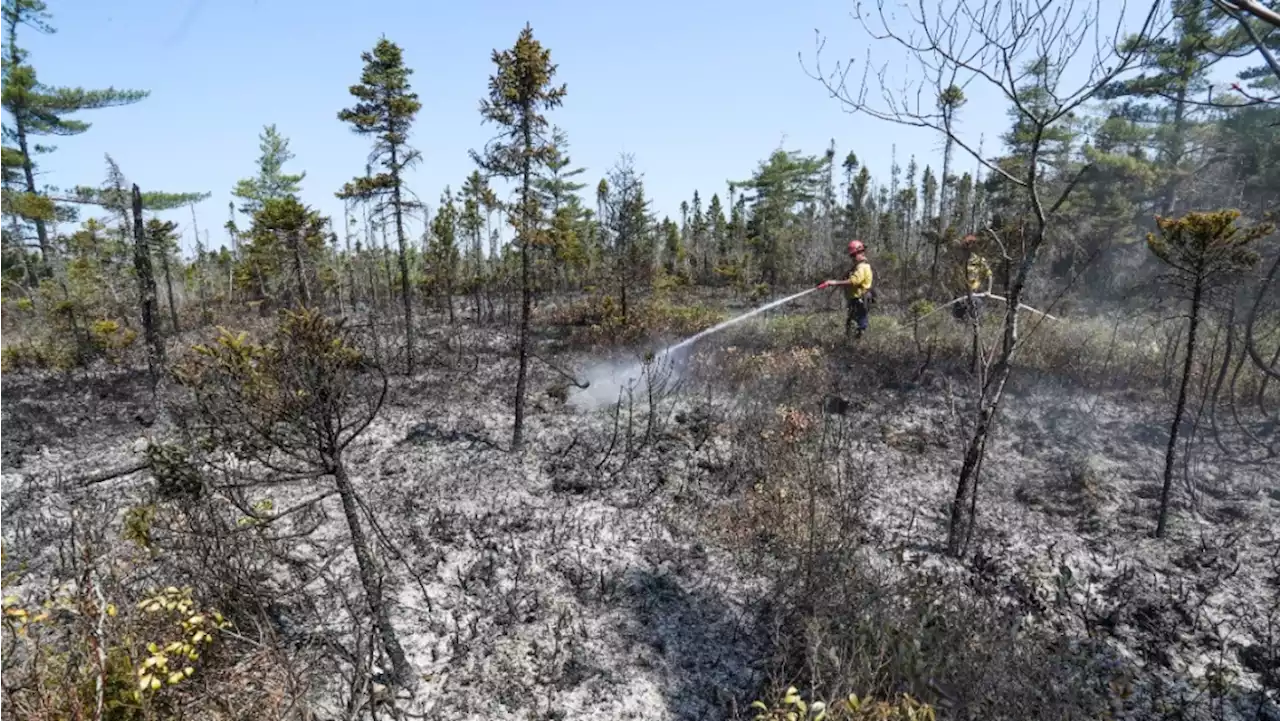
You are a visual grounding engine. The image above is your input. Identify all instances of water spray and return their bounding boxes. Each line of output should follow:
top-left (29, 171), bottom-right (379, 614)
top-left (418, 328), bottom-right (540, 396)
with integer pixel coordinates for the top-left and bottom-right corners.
top-left (569, 287), bottom-right (820, 411)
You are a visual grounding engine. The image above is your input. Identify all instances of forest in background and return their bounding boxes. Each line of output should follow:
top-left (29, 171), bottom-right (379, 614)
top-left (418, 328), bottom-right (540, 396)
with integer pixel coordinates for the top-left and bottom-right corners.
top-left (3, 0), bottom-right (1280, 719)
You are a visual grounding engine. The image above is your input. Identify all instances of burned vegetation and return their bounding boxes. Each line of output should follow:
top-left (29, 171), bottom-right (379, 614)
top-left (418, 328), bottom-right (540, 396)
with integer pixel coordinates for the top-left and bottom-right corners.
top-left (2, 0), bottom-right (1279, 720)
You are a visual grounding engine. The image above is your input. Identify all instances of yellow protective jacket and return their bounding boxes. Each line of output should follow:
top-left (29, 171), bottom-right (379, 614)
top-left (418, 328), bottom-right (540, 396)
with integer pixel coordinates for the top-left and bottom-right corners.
top-left (953, 254), bottom-right (991, 293)
top-left (846, 261), bottom-right (873, 300)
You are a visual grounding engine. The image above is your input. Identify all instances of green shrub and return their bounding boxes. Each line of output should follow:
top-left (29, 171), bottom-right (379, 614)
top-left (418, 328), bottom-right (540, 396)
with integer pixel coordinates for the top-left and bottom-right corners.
top-left (751, 687), bottom-right (936, 721)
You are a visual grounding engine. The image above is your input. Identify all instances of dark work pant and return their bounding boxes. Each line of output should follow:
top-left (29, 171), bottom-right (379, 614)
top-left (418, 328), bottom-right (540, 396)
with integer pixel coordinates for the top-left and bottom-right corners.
top-left (951, 294), bottom-right (983, 322)
top-left (845, 296), bottom-right (869, 337)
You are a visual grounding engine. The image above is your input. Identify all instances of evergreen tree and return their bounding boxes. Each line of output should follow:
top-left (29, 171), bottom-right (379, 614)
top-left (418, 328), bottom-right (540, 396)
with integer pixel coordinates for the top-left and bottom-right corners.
top-left (603, 155), bottom-right (652, 320)
top-left (232, 124), bottom-right (306, 216)
top-left (459, 171), bottom-right (488, 321)
top-left (337, 37), bottom-right (422, 374)
top-left (145, 219), bottom-right (183, 333)
top-left (1103, 1), bottom-right (1249, 214)
top-left (429, 188), bottom-right (460, 323)
top-left (730, 149), bottom-right (830, 285)
top-left (471, 24), bottom-right (566, 451)
top-left (1, 0), bottom-right (147, 267)
top-left (1146, 210), bottom-right (1269, 538)
top-left (534, 127), bottom-right (588, 289)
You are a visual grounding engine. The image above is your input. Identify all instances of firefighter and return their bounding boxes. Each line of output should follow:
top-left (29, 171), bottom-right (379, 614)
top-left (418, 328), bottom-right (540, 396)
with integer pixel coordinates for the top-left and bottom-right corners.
top-left (818, 239), bottom-right (874, 339)
top-left (951, 233), bottom-right (991, 322)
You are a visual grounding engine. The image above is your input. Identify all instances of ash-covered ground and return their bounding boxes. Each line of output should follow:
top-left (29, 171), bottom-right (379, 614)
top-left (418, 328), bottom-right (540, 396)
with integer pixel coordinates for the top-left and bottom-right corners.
top-left (2, 305), bottom-right (1277, 720)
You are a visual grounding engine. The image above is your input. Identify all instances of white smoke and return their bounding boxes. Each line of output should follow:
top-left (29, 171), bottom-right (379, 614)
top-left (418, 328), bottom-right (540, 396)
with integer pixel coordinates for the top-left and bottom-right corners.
top-left (567, 287), bottom-right (818, 412)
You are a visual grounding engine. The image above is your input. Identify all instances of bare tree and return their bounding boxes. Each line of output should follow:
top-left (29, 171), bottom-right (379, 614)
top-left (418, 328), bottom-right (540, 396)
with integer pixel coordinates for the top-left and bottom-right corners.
top-left (132, 184), bottom-right (166, 391)
top-left (805, 0), bottom-right (1163, 556)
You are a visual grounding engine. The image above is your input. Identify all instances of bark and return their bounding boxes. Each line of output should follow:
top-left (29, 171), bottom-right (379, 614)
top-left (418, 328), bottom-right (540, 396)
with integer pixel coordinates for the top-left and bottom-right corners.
top-left (945, 128), bottom-right (1076, 556)
top-left (131, 186), bottom-right (166, 390)
top-left (287, 229), bottom-right (311, 307)
top-left (331, 458), bottom-right (410, 683)
top-left (512, 114), bottom-right (534, 451)
top-left (12, 104), bottom-right (51, 264)
top-left (159, 242), bottom-right (180, 334)
top-left (389, 145), bottom-right (415, 375)
top-left (1157, 277), bottom-right (1203, 538)
top-left (1160, 78), bottom-right (1190, 216)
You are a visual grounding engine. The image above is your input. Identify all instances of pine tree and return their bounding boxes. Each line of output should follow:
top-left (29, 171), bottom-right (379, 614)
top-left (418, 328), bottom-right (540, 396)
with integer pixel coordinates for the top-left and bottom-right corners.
top-left (1103, 1), bottom-right (1247, 214)
top-left (471, 24), bottom-right (566, 451)
top-left (232, 124), bottom-right (306, 216)
top-left (337, 37), bottom-right (422, 374)
top-left (937, 84), bottom-right (967, 228)
top-left (604, 155), bottom-right (652, 320)
top-left (1146, 210), bottom-right (1269, 538)
top-left (534, 127), bottom-right (588, 290)
top-left (429, 188), bottom-right (460, 323)
top-left (459, 171), bottom-right (488, 321)
top-left (730, 149), bottom-right (830, 285)
top-left (1, 0), bottom-right (147, 268)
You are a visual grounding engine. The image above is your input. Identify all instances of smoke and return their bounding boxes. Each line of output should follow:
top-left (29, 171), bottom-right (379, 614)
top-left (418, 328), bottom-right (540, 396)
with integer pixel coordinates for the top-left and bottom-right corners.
top-left (567, 287), bottom-right (819, 412)
top-left (566, 349), bottom-right (688, 413)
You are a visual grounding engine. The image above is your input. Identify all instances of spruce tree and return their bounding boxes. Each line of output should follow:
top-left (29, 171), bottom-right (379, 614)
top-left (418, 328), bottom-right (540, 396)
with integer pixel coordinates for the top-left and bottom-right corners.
top-left (471, 24), bottom-right (566, 451)
top-left (337, 37), bottom-right (422, 374)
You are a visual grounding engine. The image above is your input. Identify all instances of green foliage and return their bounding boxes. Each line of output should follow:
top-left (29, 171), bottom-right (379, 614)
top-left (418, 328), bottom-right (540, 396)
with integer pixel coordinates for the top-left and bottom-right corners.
top-left (122, 503), bottom-right (157, 551)
top-left (235, 195), bottom-right (329, 304)
top-left (174, 308), bottom-right (379, 471)
top-left (133, 587), bottom-right (230, 691)
top-left (1147, 209), bottom-right (1270, 282)
top-left (336, 38), bottom-right (422, 202)
top-left (88, 320), bottom-right (136, 361)
top-left (751, 687), bottom-right (936, 721)
top-left (2, 582), bottom-right (229, 721)
top-left (730, 149), bottom-right (833, 284)
top-left (231, 124), bottom-right (306, 215)
top-left (471, 23), bottom-right (566, 244)
top-left (145, 441), bottom-right (204, 500)
top-left (426, 187), bottom-right (461, 299)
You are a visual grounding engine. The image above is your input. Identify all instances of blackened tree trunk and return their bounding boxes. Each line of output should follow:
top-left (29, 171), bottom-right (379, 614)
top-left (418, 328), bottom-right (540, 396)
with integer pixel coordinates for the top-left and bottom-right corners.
top-left (288, 229), bottom-right (312, 307)
top-left (390, 146), bottom-right (415, 375)
top-left (158, 239), bottom-right (180, 333)
top-left (1156, 277), bottom-right (1202, 538)
top-left (331, 458), bottom-right (410, 683)
top-left (512, 116), bottom-right (534, 451)
top-left (131, 185), bottom-right (166, 389)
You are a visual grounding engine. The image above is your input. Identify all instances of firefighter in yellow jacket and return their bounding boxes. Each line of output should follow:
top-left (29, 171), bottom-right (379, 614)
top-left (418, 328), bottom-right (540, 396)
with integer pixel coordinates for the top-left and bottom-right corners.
top-left (951, 234), bottom-right (991, 322)
top-left (818, 239), bottom-right (874, 339)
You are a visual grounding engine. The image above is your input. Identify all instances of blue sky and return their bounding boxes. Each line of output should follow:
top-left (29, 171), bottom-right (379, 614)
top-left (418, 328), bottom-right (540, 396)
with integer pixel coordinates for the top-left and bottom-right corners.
top-left (13, 0), bottom-right (1233, 255)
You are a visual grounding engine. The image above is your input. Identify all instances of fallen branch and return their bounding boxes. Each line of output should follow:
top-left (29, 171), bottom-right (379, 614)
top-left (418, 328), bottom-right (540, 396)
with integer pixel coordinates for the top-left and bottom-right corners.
top-left (914, 292), bottom-right (1060, 323)
top-left (70, 462), bottom-right (150, 488)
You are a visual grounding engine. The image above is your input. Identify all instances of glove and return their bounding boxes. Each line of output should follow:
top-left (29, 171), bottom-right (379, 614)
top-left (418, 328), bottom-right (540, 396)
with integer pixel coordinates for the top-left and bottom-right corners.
top-left (817, 281), bottom-right (830, 290)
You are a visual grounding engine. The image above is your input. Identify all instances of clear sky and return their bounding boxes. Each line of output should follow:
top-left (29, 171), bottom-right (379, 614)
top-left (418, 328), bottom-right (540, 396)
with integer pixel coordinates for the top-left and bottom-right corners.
top-left (13, 0), bottom-right (1222, 255)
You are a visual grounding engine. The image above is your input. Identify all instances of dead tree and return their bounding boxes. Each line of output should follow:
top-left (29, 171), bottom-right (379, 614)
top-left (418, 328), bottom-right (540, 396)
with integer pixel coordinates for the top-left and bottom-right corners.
top-left (806, 0), bottom-right (1162, 556)
top-left (131, 185), bottom-right (166, 390)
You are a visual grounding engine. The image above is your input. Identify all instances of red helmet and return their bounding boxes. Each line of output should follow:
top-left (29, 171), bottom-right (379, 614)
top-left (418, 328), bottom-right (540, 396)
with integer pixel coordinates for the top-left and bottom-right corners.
top-left (847, 239), bottom-right (866, 256)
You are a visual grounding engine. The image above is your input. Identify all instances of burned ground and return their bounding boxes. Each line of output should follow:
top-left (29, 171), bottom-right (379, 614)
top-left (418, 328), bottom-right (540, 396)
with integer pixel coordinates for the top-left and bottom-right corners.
top-left (2, 297), bottom-right (1278, 721)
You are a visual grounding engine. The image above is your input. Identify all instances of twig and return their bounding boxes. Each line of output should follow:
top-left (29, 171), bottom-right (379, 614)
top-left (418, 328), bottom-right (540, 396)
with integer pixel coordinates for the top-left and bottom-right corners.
top-left (914, 292), bottom-right (1060, 323)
